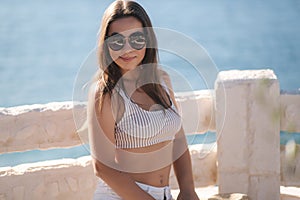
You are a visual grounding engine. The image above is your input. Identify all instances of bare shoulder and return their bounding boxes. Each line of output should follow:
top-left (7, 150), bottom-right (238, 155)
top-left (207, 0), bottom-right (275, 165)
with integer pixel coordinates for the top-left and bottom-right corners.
top-left (88, 81), bottom-right (116, 143)
top-left (88, 81), bottom-right (113, 120)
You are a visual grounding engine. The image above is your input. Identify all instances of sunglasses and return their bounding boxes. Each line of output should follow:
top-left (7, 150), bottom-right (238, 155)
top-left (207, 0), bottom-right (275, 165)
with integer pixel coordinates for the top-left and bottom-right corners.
top-left (106, 31), bottom-right (147, 51)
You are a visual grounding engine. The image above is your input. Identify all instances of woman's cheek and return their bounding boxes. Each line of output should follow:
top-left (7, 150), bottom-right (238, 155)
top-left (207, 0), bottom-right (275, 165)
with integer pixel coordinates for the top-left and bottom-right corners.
top-left (109, 51), bottom-right (120, 62)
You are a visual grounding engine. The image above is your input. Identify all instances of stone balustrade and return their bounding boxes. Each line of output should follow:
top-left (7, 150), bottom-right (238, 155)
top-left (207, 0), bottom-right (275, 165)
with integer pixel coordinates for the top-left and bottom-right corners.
top-left (0, 69), bottom-right (300, 200)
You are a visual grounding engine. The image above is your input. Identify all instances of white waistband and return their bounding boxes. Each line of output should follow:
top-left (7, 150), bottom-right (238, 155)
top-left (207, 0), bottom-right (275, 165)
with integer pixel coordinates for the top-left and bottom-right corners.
top-left (94, 179), bottom-right (173, 200)
top-left (136, 182), bottom-right (172, 200)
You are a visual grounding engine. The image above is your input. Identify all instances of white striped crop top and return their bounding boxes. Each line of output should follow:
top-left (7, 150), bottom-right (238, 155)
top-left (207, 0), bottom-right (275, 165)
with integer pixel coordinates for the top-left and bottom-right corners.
top-left (114, 86), bottom-right (182, 149)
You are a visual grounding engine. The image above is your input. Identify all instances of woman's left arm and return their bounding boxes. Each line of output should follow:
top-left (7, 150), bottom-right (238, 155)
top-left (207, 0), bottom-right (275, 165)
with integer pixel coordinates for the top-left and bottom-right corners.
top-left (161, 71), bottom-right (200, 200)
top-left (173, 128), bottom-right (199, 200)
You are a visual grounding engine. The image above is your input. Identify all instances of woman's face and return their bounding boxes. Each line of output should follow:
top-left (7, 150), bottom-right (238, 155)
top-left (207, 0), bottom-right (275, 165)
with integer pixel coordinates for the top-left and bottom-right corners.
top-left (107, 16), bottom-right (146, 75)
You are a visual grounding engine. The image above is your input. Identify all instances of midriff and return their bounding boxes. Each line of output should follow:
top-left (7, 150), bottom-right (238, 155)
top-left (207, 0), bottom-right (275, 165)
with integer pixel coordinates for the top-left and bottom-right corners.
top-left (116, 140), bottom-right (173, 187)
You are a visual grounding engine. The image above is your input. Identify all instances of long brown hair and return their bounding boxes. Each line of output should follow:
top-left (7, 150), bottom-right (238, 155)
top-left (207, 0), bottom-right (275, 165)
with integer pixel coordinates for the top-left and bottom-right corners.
top-left (96, 0), bottom-right (171, 110)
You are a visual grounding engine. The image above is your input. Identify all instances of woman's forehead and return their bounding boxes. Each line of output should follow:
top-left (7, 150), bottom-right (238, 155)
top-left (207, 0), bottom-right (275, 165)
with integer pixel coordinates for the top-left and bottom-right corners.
top-left (108, 16), bottom-right (143, 36)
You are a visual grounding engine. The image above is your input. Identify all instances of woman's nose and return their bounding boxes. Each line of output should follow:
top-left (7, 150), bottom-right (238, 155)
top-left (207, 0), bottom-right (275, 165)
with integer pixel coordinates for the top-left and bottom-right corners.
top-left (122, 40), bottom-right (133, 53)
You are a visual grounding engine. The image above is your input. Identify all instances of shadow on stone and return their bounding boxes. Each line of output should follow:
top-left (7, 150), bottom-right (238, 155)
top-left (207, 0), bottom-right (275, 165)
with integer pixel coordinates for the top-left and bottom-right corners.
top-left (208, 193), bottom-right (249, 200)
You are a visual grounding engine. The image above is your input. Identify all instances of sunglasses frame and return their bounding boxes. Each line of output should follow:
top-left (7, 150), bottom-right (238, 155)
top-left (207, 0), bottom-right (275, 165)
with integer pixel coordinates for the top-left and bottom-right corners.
top-left (105, 31), bottom-right (147, 51)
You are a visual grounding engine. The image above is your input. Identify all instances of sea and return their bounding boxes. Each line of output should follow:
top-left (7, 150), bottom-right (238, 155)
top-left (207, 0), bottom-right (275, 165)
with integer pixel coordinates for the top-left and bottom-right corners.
top-left (0, 0), bottom-right (300, 167)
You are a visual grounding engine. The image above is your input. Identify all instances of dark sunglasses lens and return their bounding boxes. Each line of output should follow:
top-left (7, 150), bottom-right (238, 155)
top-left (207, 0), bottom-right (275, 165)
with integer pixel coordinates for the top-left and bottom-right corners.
top-left (107, 34), bottom-right (125, 51)
top-left (129, 32), bottom-right (146, 50)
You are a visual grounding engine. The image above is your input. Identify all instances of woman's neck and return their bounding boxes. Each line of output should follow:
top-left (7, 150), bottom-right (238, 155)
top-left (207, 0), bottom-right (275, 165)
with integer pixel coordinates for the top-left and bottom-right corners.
top-left (121, 68), bottom-right (141, 82)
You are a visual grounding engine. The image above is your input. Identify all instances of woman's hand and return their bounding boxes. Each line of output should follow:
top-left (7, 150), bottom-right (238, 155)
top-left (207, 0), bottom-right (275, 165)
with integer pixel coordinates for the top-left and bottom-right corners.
top-left (176, 190), bottom-right (200, 200)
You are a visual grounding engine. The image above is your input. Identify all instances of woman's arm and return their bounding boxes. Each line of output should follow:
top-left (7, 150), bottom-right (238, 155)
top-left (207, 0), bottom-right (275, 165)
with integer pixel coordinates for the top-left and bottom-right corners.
top-left (87, 83), bottom-right (155, 200)
top-left (173, 129), bottom-right (199, 200)
top-left (161, 71), bottom-right (200, 199)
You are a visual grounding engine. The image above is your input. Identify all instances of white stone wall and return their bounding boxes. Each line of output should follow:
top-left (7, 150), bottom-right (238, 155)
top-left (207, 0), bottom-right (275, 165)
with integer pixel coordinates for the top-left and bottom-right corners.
top-left (0, 156), bottom-right (97, 200)
top-left (0, 148), bottom-right (217, 200)
top-left (215, 69), bottom-right (298, 200)
top-left (0, 91), bottom-right (215, 154)
top-left (175, 90), bottom-right (216, 134)
top-left (1, 69), bottom-right (300, 200)
top-left (1, 146), bottom-right (299, 200)
top-left (280, 93), bottom-right (300, 187)
top-left (280, 93), bottom-right (300, 133)
top-left (0, 92), bottom-right (217, 200)
top-left (0, 102), bottom-right (83, 153)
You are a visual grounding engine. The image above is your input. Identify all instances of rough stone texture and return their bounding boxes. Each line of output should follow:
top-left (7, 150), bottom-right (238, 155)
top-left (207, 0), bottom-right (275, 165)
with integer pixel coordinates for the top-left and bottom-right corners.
top-left (0, 92), bottom-right (216, 154)
top-left (0, 93), bottom-right (217, 199)
top-left (281, 145), bottom-right (300, 187)
top-left (190, 145), bottom-right (217, 187)
top-left (248, 80), bottom-right (280, 175)
top-left (0, 102), bottom-right (83, 153)
top-left (208, 193), bottom-right (249, 200)
top-left (217, 172), bottom-right (249, 194)
top-left (215, 70), bottom-right (281, 200)
top-left (249, 175), bottom-right (281, 200)
top-left (0, 156), bottom-right (97, 200)
top-left (169, 144), bottom-right (217, 189)
top-left (215, 83), bottom-right (249, 171)
top-left (0, 148), bottom-right (216, 200)
top-left (175, 90), bottom-right (215, 134)
top-left (280, 93), bottom-right (300, 132)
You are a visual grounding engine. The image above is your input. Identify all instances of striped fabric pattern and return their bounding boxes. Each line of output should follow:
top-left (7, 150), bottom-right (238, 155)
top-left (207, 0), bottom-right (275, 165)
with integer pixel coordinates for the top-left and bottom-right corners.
top-left (114, 87), bottom-right (182, 149)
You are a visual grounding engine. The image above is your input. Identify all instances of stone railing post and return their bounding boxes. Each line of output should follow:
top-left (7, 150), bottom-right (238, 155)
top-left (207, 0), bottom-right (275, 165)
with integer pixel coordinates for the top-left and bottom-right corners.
top-left (215, 70), bottom-right (280, 200)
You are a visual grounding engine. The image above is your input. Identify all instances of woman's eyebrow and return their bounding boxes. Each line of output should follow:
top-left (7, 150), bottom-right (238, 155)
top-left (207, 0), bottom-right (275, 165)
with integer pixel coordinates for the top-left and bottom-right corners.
top-left (108, 32), bottom-right (121, 37)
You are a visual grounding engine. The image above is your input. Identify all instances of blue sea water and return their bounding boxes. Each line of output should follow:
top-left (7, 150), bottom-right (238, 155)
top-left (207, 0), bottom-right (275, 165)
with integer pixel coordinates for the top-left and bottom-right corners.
top-left (0, 0), bottom-right (300, 107)
top-left (0, 0), bottom-right (300, 166)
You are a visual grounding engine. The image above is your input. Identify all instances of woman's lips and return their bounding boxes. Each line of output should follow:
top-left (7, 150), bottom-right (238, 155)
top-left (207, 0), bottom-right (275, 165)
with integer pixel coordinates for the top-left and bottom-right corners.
top-left (119, 56), bottom-right (136, 62)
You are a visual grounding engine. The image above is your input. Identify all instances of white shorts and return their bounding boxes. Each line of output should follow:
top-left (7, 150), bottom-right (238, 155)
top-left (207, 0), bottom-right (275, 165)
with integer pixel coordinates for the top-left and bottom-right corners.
top-left (93, 179), bottom-right (173, 200)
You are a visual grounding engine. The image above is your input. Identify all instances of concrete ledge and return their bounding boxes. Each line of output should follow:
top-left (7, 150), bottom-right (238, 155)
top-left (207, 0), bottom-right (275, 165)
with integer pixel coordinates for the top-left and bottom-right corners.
top-left (175, 90), bottom-right (216, 133)
top-left (0, 156), bottom-right (97, 200)
top-left (0, 102), bottom-right (82, 154)
top-left (0, 146), bottom-right (217, 200)
top-left (0, 91), bottom-right (215, 154)
top-left (1, 144), bottom-right (299, 199)
top-left (170, 144), bottom-right (217, 189)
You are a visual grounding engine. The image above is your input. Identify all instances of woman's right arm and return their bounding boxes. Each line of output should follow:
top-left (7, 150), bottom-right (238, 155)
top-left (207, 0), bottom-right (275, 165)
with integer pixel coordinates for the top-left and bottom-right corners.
top-left (87, 83), bottom-right (154, 200)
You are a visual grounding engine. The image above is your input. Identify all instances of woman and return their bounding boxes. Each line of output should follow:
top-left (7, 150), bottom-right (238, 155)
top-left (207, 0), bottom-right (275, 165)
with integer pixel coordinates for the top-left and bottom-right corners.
top-left (88, 1), bottom-right (200, 199)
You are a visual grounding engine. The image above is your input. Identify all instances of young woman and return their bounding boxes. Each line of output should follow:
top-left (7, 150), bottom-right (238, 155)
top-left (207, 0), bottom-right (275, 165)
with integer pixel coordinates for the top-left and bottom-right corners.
top-left (88, 1), bottom-right (200, 199)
